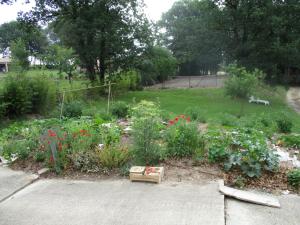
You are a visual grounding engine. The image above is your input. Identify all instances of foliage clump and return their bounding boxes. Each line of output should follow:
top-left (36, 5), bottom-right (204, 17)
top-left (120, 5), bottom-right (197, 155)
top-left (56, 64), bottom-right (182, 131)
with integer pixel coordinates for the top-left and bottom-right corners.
top-left (206, 128), bottom-right (279, 178)
top-left (131, 101), bottom-right (163, 165)
top-left (165, 115), bottom-right (204, 158)
top-left (111, 101), bottom-right (129, 119)
top-left (63, 101), bottom-right (83, 118)
top-left (276, 114), bottom-right (293, 133)
top-left (287, 169), bottom-right (300, 190)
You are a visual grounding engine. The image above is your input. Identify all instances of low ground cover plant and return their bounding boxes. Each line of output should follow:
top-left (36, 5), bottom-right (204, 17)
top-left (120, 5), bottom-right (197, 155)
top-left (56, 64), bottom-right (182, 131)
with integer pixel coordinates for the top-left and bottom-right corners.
top-left (287, 169), bottom-right (300, 190)
top-left (206, 128), bottom-right (279, 178)
top-left (278, 134), bottom-right (300, 149)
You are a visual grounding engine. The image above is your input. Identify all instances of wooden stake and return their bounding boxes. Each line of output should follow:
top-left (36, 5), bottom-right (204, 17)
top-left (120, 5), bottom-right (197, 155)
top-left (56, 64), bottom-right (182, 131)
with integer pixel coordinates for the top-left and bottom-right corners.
top-left (107, 81), bottom-right (111, 114)
top-left (60, 91), bottom-right (65, 120)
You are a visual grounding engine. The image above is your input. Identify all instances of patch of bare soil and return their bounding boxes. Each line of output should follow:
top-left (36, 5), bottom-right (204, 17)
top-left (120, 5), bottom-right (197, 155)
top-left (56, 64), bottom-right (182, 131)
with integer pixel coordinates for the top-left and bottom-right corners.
top-left (161, 159), bottom-right (223, 184)
top-left (224, 168), bottom-right (291, 194)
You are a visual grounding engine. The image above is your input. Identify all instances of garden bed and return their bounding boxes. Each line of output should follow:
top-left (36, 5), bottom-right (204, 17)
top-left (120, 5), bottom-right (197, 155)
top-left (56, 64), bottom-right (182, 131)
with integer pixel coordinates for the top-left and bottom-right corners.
top-left (1, 100), bottom-right (300, 194)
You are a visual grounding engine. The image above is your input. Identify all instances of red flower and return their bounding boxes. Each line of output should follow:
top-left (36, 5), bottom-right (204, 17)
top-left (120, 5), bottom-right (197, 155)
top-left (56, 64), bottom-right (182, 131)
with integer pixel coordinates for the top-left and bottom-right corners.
top-left (49, 155), bottom-right (54, 164)
top-left (175, 117), bottom-right (179, 122)
top-left (186, 117), bottom-right (191, 122)
top-left (48, 130), bottom-right (57, 137)
top-left (169, 120), bottom-right (174, 125)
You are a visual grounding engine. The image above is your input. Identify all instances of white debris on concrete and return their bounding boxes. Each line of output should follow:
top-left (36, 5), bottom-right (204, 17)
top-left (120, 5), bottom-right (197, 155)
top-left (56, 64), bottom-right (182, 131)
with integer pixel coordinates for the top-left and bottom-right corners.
top-left (272, 144), bottom-right (300, 168)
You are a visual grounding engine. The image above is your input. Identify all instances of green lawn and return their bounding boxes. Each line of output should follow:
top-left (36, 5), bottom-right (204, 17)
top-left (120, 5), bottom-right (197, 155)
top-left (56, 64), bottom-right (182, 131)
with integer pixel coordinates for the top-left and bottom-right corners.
top-left (1, 69), bottom-right (299, 132)
top-left (85, 87), bottom-right (300, 131)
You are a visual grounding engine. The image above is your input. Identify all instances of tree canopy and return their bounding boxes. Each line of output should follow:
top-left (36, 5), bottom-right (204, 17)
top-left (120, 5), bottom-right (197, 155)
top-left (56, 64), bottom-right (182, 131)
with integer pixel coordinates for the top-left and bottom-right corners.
top-left (23, 0), bottom-right (153, 81)
top-left (161, 0), bottom-right (300, 83)
top-left (0, 21), bottom-right (48, 57)
top-left (160, 0), bottom-right (223, 75)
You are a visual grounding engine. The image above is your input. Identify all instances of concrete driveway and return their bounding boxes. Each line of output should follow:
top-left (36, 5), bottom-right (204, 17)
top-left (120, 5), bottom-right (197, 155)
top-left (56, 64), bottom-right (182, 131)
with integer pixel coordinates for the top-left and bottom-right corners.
top-left (1, 166), bottom-right (300, 225)
top-left (0, 178), bottom-right (224, 225)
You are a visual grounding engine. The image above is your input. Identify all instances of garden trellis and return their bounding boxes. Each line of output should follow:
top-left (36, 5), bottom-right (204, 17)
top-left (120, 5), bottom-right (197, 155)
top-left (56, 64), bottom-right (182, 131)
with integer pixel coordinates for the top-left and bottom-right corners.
top-left (58, 82), bottom-right (115, 120)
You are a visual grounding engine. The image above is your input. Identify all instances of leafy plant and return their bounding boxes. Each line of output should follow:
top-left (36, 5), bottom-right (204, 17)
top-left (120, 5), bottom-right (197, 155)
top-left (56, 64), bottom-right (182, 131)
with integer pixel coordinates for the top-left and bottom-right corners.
top-left (287, 169), bottom-right (300, 189)
top-left (111, 101), bottom-right (129, 118)
top-left (132, 116), bottom-right (163, 165)
top-left (63, 101), bottom-right (83, 118)
top-left (224, 64), bottom-right (264, 116)
top-left (206, 128), bottom-right (279, 178)
top-left (276, 115), bottom-right (293, 133)
top-left (165, 119), bottom-right (203, 158)
top-left (279, 134), bottom-right (300, 149)
top-left (99, 124), bottom-right (121, 146)
top-left (130, 100), bottom-right (161, 119)
top-left (98, 145), bottom-right (130, 169)
top-left (184, 107), bottom-right (207, 123)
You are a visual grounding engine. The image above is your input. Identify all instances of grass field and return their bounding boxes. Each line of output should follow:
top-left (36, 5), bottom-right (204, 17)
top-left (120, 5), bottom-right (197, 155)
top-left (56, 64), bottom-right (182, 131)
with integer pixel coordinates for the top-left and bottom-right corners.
top-left (1, 69), bottom-right (299, 132)
top-left (85, 87), bottom-right (300, 132)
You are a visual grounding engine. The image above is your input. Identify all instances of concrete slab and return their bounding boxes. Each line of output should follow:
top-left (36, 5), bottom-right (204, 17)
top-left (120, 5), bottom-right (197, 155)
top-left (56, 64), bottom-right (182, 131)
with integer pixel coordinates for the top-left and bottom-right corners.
top-left (0, 166), bottom-right (38, 202)
top-left (226, 194), bottom-right (300, 225)
top-left (0, 179), bottom-right (224, 225)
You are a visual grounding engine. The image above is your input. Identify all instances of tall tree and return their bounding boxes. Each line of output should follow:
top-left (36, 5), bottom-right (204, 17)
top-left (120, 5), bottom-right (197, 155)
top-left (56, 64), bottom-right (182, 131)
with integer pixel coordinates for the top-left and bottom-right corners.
top-left (0, 21), bottom-right (48, 57)
top-left (214, 0), bottom-right (300, 83)
top-left (160, 0), bottom-right (223, 75)
top-left (23, 0), bottom-right (152, 81)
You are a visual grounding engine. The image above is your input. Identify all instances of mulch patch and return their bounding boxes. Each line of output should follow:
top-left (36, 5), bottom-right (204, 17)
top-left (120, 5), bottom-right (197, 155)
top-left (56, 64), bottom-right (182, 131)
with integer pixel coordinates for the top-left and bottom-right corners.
top-left (8, 157), bottom-right (298, 194)
top-left (224, 168), bottom-right (292, 194)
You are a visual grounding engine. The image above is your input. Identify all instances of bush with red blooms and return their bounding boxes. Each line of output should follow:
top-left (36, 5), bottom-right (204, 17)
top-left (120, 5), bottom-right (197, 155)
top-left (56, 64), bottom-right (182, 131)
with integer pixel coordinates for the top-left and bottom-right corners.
top-left (168, 115), bottom-right (191, 126)
top-left (165, 115), bottom-right (204, 158)
top-left (40, 128), bottom-right (101, 173)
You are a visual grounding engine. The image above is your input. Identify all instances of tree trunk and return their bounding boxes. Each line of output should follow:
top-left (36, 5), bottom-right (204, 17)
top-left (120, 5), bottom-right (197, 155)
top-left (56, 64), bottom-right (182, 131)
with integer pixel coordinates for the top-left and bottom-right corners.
top-left (99, 37), bottom-right (106, 83)
top-left (86, 63), bottom-right (96, 81)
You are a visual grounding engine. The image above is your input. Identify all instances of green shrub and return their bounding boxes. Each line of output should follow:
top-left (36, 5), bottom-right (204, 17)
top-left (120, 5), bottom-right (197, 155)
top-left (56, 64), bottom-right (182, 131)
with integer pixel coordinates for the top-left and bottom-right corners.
top-left (279, 134), bottom-right (300, 149)
top-left (132, 116), bottom-right (163, 165)
top-left (98, 145), bottom-right (130, 169)
top-left (63, 101), bottom-right (83, 118)
top-left (2, 139), bottom-right (36, 160)
top-left (130, 100), bottom-right (161, 119)
top-left (287, 169), bottom-right (300, 189)
top-left (276, 116), bottom-right (293, 133)
top-left (29, 78), bottom-right (56, 114)
top-left (99, 124), bottom-right (121, 146)
top-left (184, 107), bottom-right (207, 123)
top-left (1, 75), bottom-right (57, 118)
top-left (34, 151), bottom-right (46, 162)
top-left (206, 128), bottom-right (279, 178)
top-left (70, 150), bottom-right (100, 172)
top-left (2, 76), bottom-right (32, 117)
top-left (111, 101), bottom-right (129, 118)
top-left (165, 121), bottom-right (204, 158)
top-left (208, 146), bottom-right (229, 163)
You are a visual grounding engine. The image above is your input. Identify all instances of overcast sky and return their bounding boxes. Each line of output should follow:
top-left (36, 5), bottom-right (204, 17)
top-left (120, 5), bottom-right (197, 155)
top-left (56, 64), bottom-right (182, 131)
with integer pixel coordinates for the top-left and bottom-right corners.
top-left (0, 0), bottom-right (177, 25)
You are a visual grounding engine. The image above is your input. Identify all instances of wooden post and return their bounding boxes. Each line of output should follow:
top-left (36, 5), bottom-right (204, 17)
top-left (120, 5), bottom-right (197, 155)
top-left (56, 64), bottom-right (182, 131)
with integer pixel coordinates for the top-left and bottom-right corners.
top-left (107, 81), bottom-right (111, 114)
top-left (189, 76), bottom-right (191, 88)
top-left (5, 62), bottom-right (8, 72)
top-left (60, 91), bottom-right (65, 120)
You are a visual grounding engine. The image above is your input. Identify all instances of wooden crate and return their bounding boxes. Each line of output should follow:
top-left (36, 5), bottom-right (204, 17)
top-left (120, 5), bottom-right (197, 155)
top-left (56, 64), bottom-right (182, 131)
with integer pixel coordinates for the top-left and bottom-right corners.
top-left (129, 166), bottom-right (164, 184)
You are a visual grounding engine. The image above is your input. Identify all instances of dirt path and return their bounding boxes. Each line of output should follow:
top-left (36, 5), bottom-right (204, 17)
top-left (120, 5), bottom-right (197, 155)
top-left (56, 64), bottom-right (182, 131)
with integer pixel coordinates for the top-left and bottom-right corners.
top-left (287, 87), bottom-right (300, 114)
